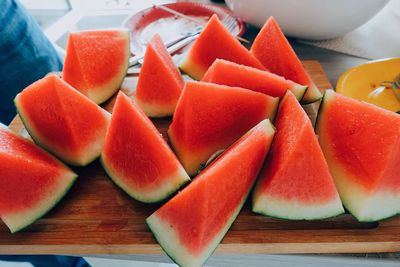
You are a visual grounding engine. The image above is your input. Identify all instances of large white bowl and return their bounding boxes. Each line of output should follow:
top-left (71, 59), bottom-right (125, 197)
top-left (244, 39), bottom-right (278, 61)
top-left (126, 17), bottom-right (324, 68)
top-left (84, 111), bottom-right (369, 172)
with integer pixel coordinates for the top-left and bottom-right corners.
top-left (225, 0), bottom-right (389, 40)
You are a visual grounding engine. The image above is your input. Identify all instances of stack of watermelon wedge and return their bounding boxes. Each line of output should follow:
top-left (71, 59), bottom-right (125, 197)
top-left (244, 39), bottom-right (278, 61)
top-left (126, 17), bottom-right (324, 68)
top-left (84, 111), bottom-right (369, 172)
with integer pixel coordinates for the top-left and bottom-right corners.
top-left (2, 12), bottom-right (400, 267)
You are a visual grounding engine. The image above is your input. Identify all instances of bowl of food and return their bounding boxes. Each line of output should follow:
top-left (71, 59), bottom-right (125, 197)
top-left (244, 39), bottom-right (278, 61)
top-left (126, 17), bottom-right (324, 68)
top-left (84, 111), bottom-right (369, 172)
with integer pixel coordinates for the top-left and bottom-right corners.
top-left (225, 0), bottom-right (390, 40)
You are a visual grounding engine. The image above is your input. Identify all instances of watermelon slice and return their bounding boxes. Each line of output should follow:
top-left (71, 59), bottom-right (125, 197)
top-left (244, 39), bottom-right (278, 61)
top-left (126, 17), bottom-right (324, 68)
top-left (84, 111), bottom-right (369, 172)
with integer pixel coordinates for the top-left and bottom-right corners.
top-left (202, 59), bottom-right (307, 100)
top-left (180, 15), bottom-right (266, 80)
top-left (62, 29), bottom-right (130, 104)
top-left (0, 124), bottom-right (77, 233)
top-left (147, 119), bottom-right (275, 267)
top-left (250, 17), bottom-right (322, 104)
top-left (316, 90), bottom-right (400, 222)
top-left (252, 91), bottom-right (343, 220)
top-left (168, 81), bottom-right (278, 176)
top-left (15, 75), bottom-right (111, 166)
top-left (135, 34), bottom-right (184, 117)
top-left (101, 92), bottom-right (190, 203)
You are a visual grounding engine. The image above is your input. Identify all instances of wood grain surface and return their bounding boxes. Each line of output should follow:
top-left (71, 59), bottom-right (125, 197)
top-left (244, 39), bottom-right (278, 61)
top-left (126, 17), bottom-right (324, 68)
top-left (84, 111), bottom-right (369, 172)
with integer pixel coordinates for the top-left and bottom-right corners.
top-left (2, 61), bottom-right (400, 255)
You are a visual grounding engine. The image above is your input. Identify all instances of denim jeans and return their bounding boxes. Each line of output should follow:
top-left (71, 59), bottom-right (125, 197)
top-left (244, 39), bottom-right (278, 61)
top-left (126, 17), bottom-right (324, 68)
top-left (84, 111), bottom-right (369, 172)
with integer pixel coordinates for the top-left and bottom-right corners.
top-left (0, 255), bottom-right (90, 267)
top-left (0, 0), bottom-right (62, 124)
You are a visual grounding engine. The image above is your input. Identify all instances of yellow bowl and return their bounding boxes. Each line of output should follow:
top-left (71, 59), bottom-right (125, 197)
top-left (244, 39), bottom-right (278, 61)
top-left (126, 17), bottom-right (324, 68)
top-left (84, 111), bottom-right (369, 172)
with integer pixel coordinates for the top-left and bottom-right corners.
top-left (336, 58), bottom-right (400, 112)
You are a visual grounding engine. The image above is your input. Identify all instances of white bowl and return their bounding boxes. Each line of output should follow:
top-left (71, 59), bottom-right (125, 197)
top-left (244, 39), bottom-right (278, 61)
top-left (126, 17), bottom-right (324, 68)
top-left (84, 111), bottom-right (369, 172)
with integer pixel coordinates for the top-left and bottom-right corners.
top-left (225, 0), bottom-right (389, 40)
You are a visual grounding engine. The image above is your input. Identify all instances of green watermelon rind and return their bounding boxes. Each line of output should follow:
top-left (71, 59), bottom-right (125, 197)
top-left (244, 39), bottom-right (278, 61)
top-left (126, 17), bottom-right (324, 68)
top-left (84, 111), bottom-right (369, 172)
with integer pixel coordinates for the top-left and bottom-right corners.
top-left (251, 200), bottom-right (344, 221)
top-left (252, 210), bottom-right (344, 221)
top-left (314, 89), bottom-right (332, 133)
top-left (0, 125), bottom-right (78, 233)
top-left (14, 96), bottom-right (111, 167)
top-left (253, 212), bottom-right (344, 221)
top-left (146, 196), bottom-right (248, 267)
top-left (290, 85), bottom-right (308, 101)
top-left (300, 85), bottom-right (323, 105)
top-left (315, 90), bottom-right (400, 222)
top-left (265, 96), bottom-right (279, 122)
top-left (101, 155), bottom-right (190, 203)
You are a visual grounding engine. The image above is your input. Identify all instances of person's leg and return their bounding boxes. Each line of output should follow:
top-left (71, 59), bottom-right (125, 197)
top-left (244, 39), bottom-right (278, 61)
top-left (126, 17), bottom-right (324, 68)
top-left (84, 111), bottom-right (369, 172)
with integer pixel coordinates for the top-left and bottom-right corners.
top-left (0, 0), bottom-right (62, 125)
top-left (0, 255), bottom-right (90, 267)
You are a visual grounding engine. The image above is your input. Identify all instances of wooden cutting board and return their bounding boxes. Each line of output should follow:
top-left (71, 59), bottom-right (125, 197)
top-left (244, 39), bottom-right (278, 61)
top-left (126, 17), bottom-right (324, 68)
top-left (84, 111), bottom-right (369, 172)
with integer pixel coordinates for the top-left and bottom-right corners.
top-left (2, 61), bottom-right (400, 255)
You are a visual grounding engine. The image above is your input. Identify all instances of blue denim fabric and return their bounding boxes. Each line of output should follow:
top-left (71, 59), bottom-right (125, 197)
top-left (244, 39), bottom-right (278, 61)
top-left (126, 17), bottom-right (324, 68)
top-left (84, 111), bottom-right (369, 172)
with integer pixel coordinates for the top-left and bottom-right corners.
top-left (0, 255), bottom-right (90, 267)
top-left (0, 0), bottom-right (62, 124)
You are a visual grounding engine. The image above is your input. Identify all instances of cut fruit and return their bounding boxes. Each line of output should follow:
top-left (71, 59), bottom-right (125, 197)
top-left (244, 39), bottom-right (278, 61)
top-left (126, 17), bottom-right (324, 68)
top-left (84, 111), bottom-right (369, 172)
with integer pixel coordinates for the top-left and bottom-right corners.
top-left (62, 29), bottom-right (130, 104)
top-left (135, 34), bottom-right (184, 117)
top-left (15, 75), bottom-right (111, 166)
top-left (316, 90), bottom-right (400, 222)
top-left (253, 91), bottom-right (343, 220)
top-left (147, 119), bottom-right (275, 267)
top-left (251, 17), bottom-right (322, 104)
top-left (180, 15), bottom-right (266, 80)
top-left (168, 81), bottom-right (278, 176)
top-left (202, 59), bottom-right (307, 100)
top-left (0, 124), bottom-right (77, 233)
top-left (101, 92), bottom-right (190, 203)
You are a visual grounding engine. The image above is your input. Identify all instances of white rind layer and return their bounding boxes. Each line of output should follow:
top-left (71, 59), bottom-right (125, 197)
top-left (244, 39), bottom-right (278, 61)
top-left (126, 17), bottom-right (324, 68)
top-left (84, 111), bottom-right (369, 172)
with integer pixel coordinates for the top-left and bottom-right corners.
top-left (290, 85), bottom-right (308, 101)
top-left (135, 97), bottom-right (176, 118)
top-left (101, 154), bottom-right (190, 203)
top-left (146, 198), bottom-right (245, 267)
top-left (252, 194), bottom-right (344, 220)
top-left (321, 156), bottom-right (400, 222)
top-left (1, 170), bottom-right (77, 233)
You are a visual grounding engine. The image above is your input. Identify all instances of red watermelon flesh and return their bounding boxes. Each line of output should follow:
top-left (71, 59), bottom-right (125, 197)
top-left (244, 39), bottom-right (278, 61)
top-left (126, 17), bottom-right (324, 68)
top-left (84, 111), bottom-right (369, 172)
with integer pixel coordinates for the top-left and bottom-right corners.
top-left (15, 75), bottom-right (111, 166)
top-left (62, 29), bottom-right (130, 104)
top-left (253, 91), bottom-right (343, 220)
top-left (316, 90), bottom-right (400, 221)
top-left (251, 17), bottom-right (322, 104)
top-left (180, 15), bottom-right (266, 80)
top-left (147, 119), bottom-right (275, 267)
top-left (0, 124), bottom-right (77, 233)
top-left (202, 59), bottom-right (307, 100)
top-left (135, 34), bottom-right (184, 117)
top-left (101, 92), bottom-right (190, 203)
top-left (168, 81), bottom-right (278, 176)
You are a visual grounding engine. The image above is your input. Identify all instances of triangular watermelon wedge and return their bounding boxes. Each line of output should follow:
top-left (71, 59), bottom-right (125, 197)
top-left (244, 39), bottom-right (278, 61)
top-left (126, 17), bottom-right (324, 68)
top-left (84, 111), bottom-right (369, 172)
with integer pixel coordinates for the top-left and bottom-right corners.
top-left (135, 34), bottom-right (184, 117)
top-left (15, 75), bottom-right (111, 166)
top-left (101, 92), bottom-right (190, 203)
top-left (62, 29), bottom-right (130, 104)
top-left (0, 124), bottom-right (77, 233)
top-left (202, 59), bottom-right (307, 100)
top-left (168, 81), bottom-right (278, 176)
top-left (251, 17), bottom-right (322, 104)
top-left (147, 119), bottom-right (275, 267)
top-left (252, 91), bottom-right (344, 220)
top-left (180, 15), bottom-right (266, 80)
top-left (316, 90), bottom-right (400, 221)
